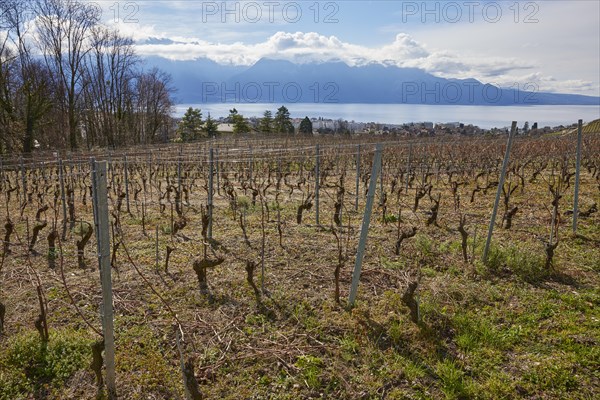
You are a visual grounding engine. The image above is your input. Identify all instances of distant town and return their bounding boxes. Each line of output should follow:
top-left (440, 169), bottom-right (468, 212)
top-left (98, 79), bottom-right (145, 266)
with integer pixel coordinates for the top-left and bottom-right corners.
top-left (166, 105), bottom-right (593, 145)
top-left (188, 115), bottom-right (563, 137)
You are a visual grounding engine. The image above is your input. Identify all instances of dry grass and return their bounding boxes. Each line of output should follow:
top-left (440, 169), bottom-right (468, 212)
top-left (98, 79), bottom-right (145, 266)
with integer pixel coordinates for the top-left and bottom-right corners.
top-left (1, 133), bottom-right (599, 399)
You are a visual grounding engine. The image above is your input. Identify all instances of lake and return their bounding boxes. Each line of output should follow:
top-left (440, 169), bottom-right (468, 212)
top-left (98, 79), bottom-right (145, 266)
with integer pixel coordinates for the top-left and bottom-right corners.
top-left (174, 103), bottom-right (600, 129)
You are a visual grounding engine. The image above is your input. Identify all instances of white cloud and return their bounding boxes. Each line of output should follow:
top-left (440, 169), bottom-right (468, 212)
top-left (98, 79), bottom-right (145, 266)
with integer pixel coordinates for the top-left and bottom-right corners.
top-left (131, 29), bottom-right (550, 89)
top-left (405, 0), bottom-right (599, 95)
top-left (106, 0), bottom-right (599, 97)
top-left (493, 72), bottom-right (597, 95)
top-left (106, 20), bottom-right (164, 43)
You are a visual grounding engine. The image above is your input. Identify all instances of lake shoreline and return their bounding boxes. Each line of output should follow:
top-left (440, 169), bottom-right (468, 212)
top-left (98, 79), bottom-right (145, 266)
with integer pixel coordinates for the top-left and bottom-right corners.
top-left (174, 103), bottom-right (600, 130)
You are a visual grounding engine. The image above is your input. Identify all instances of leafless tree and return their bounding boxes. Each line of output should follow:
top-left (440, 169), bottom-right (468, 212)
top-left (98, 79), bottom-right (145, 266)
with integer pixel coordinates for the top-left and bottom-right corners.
top-left (82, 26), bottom-right (138, 148)
top-left (3, 1), bottom-right (54, 152)
top-left (35, 0), bottom-right (101, 150)
top-left (134, 67), bottom-right (175, 144)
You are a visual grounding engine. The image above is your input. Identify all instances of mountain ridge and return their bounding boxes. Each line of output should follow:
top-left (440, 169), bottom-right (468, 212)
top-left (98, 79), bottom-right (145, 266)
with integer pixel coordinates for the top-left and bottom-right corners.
top-left (146, 57), bottom-right (600, 106)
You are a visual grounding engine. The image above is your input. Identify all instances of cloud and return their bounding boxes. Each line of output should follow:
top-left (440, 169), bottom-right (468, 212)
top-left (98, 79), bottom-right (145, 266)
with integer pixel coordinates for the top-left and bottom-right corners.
top-left (493, 72), bottom-right (597, 94)
top-left (77, 0), bottom-right (599, 96)
top-left (106, 20), bottom-right (165, 43)
top-left (115, 20), bottom-right (596, 96)
top-left (380, 33), bottom-right (429, 59)
top-left (404, 1), bottom-right (599, 95)
top-left (132, 29), bottom-right (538, 81)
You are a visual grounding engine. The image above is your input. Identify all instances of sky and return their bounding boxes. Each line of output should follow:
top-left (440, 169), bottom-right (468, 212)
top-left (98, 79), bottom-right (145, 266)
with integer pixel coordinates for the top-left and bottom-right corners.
top-left (86, 0), bottom-right (600, 96)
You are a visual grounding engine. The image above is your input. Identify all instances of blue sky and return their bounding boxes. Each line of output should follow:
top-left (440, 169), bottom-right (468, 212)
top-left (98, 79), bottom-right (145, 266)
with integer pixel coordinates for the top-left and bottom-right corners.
top-left (87, 1), bottom-right (599, 96)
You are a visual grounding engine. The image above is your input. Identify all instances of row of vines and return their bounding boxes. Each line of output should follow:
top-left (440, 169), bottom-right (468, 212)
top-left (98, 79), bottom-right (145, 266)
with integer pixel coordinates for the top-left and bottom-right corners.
top-left (0, 131), bottom-right (598, 398)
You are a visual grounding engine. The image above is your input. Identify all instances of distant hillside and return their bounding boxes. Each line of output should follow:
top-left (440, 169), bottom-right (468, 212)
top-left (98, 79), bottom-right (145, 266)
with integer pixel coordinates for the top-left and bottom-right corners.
top-left (583, 119), bottom-right (600, 133)
top-left (148, 57), bottom-right (600, 106)
top-left (555, 119), bottom-right (600, 136)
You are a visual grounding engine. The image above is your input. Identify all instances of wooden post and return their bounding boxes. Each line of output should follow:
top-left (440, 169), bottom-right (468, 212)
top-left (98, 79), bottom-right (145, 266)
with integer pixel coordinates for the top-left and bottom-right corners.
top-left (215, 149), bottom-right (220, 196)
top-left (156, 225), bottom-right (159, 272)
top-left (19, 156), bottom-right (27, 203)
top-left (482, 121), bottom-right (517, 263)
top-left (176, 328), bottom-right (193, 400)
top-left (178, 146), bottom-right (182, 211)
top-left (348, 144), bottom-right (383, 307)
top-left (355, 144), bottom-right (360, 211)
top-left (90, 159), bottom-right (99, 230)
top-left (91, 160), bottom-right (117, 399)
top-left (572, 119), bottom-right (583, 234)
top-left (124, 156), bottom-right (130, 214)
top-left (278, 156), bottom-right (282, 191)
top-left (550, 199), bottom-right (558, 245)
top-left (406, 144), bottom-right (412, 193)
top-left (315, 144), bottom-right (320, 225)
top-left (59, 158), bottom-right (68, 241)
top-left (40, 161), bottom-right (46, 182)
top-left (472, 226), bottom-right (478, 265)
top-left (379, 146), bottom-right (384, 199)
top-left (248, 145), bottom-right (253, 181)
top-left (208, 148), bottom-right (214, 240)
top-left (108, 152), bottom-right (114, 191)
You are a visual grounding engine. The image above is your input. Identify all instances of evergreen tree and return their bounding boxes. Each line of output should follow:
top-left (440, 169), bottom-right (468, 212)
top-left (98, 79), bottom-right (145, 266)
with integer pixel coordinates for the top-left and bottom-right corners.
top-left (229, 108), bottom-right (250, 134)
top-left (177, 107), bottom-right (202, 141)
top-left (274, 105), bottom-right (294, 134)
top-left (259, 110), bottom-right (273, 133)
top-left (226, 108), bottom-right (238, 123)
top-left (204, 113), bottom-right (218, 138)
top-left (334, 119), bottom-right (350, 134)
top-left (298, 116), bottom-right (313, 135)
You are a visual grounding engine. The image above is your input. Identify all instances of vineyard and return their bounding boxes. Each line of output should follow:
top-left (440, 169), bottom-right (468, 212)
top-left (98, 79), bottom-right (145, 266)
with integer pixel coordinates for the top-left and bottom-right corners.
top-left (0, 126), bottom-right (599, 399)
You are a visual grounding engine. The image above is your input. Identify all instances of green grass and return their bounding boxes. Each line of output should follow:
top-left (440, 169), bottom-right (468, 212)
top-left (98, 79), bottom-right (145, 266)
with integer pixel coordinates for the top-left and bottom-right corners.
top-left (480, 242), bottom-right (548, 282)
top-left (114, 322), bottom-right (182, 399)
top-left (1, 134), bottom-right (599, 399)
top-left (0, 329), bottom-right (93, 400)
top-left (295, 355), bottom-right (324, 388)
